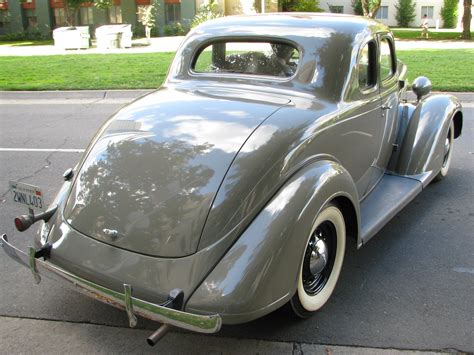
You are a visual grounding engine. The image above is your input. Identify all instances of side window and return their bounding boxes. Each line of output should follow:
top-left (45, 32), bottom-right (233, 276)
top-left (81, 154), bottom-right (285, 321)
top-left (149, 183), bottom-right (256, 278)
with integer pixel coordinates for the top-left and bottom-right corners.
top-left (380, 38), bottom-right (395, 81)
top-left (358, 41), bottom-right (376, 90)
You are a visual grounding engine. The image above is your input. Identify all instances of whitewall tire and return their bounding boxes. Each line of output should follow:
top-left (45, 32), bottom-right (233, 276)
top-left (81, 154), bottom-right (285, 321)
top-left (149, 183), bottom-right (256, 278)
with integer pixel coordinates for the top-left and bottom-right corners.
top-left (290, 204), bottom-right (346, 318)
top-left (434, 120), bottom-right (455, 182)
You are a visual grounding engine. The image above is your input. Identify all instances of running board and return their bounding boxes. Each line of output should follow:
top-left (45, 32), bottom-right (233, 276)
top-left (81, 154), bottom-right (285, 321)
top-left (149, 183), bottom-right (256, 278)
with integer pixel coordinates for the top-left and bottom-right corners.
top-left (360, 174), bottom-right (422, 245)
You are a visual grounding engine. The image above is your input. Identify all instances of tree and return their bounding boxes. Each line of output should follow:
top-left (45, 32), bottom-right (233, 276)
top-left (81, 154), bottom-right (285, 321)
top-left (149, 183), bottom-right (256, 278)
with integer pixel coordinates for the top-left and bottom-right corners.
top-left (440, 0), bottom-right (458, 28)
top-left (395, 0), bottom-right (416, 26)
top-left (461, 0), bottom-right (472, 39)
top-left (352, 0), bottom-right (364, 15)
top-left (191, 0), bottom-right (222, 28)
top-left (358, 0), bottom-right (382, 18)
top-left (137, 0), bottom-right (159, 43)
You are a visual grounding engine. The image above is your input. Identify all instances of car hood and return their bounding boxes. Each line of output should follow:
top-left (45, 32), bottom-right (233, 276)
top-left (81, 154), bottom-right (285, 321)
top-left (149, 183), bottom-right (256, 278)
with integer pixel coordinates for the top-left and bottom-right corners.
top-left (64, 88), bottom-right (289, 257)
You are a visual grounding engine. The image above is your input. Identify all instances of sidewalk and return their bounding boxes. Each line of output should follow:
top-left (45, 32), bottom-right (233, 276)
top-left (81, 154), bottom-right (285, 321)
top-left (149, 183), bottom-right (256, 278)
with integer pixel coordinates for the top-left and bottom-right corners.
top-left (0, 36), bottom-right (186, 57)
top-left (0, 35), bottom-right (473, 57)
top-left (0, 316), bottom-right (457, 354)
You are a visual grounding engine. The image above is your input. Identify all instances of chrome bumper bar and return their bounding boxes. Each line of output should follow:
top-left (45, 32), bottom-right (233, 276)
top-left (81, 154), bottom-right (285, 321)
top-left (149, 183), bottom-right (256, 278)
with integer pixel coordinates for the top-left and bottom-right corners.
top-left (0, 234), bottom-right (222, 334)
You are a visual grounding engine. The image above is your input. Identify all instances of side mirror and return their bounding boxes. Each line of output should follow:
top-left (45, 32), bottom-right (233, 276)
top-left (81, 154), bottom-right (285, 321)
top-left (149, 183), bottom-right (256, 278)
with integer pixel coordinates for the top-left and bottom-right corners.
top-left (412, 76), bottom-right (432, 101)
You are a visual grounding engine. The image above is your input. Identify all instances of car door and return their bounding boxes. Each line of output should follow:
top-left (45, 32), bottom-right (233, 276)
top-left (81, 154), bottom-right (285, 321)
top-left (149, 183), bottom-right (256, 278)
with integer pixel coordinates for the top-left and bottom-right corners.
top-left (368, 34), bottom-right (400, 187)
top-left (340, 39), bottom-right (384, 199)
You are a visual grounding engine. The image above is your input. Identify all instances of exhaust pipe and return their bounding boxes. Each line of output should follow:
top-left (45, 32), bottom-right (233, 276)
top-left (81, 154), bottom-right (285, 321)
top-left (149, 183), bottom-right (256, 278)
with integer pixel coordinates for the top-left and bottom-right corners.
top-left (147, 324), bottom-right (171, 346)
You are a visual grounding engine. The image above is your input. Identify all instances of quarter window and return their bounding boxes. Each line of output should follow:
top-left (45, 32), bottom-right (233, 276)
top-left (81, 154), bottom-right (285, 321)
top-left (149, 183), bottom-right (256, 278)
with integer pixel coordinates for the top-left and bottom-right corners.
top-left (380, 38), bottom-right (395, 81)
top-left (358, 42), bottom-right (376, 90)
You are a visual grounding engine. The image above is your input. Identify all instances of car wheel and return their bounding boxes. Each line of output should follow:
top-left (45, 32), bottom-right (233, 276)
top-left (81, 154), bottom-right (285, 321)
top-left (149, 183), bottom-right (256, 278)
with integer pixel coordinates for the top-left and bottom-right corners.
top-left (433, 120), bottom-right (454, 182)
top-left (290, 203), bottom-right (346, 318)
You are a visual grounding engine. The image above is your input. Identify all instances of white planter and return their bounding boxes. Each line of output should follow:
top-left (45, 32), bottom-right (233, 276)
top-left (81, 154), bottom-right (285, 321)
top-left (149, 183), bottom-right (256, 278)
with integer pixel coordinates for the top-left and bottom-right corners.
top-left (96, 25), bottom-right (133, 49)
top-left (53, 26), bottom-right (90, 50)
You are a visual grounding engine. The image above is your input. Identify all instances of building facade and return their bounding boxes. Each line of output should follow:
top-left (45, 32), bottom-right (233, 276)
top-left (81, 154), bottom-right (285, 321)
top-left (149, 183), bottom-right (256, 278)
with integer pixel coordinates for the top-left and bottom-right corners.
top-left (0, 0), bottom-right (197, 36)
top-left (319, 0), bottom-right (471, 29)
top-left (0, 0), bottom-right (471, 37)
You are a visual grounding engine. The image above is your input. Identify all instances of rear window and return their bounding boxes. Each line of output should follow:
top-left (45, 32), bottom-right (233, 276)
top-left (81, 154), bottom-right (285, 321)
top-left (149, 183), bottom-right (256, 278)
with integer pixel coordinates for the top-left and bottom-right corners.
top-left (192, 41), bottom-right (300, 78)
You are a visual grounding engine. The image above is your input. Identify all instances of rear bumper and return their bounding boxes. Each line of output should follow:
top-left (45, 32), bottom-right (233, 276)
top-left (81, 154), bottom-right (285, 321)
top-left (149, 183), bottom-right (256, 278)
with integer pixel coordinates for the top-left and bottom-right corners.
top-left (0, 233), bottom-right (222, 334)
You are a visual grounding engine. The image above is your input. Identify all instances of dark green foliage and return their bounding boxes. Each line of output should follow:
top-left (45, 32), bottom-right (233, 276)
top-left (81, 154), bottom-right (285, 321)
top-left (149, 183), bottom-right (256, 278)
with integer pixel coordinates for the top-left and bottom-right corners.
top-left (352, 0), bottom-right (364, 15)
top-left (163, 22), bottom-right (189, 36)
top-left (0, 30), bottom-right (51, 41)
top-left (395, 0), bottom-right (417, 26)
top-left (440, 0), bottom-right (458, 28)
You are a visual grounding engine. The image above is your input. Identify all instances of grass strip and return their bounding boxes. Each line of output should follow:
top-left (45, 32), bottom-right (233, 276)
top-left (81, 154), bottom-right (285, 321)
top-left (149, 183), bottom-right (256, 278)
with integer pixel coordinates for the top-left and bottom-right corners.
top-left (0, 49), bottom-right (472, 91)
top-left (0, 53), bottom-right (175, 91)
top-left (392, 29), bottom-right (474, 40)
top-left (397, 49), bottom-right (474, 92)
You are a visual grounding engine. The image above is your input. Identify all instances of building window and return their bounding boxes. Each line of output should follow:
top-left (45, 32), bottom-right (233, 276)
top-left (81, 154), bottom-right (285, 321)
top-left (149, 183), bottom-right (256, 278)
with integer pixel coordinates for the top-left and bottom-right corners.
top-left (165, 3), bottom-right (180, 23)
top-left (421, 6), bottom-right (434, 19)
top-left (375, 6), bottom-right (388, 19)
top-left (109, 5), bottom-right (122, 23)
top-left (329, 5), bottom-right (344, 13)
top-left (53, 7), bottom-right (66, 27)
top-left (79, 6), bottom-right (93, 25)
top-left (24, 9), bottom-right (37, 27)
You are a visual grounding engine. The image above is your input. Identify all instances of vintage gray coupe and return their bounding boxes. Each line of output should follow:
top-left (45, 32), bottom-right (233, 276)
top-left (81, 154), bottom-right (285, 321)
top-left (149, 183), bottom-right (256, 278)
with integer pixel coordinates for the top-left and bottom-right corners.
top-left (1, 13), bottom-right (463, 345)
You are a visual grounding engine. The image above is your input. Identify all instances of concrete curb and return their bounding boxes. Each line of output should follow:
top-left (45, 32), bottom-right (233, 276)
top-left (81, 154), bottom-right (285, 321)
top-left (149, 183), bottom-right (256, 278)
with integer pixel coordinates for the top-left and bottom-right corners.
top-left (1, 90), bottom-right (472, 105)
top-left (0, 316), bottom-right (459, 354)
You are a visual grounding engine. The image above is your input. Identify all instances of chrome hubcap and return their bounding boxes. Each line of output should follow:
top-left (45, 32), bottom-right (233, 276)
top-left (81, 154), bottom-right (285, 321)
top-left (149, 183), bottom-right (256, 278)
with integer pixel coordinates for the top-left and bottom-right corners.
top-left (302, 222), bottom-right (337, 295)
top-left (442, 134), bottom-right (451, 167)
top-left (309, 235), bottom-right (328, 275)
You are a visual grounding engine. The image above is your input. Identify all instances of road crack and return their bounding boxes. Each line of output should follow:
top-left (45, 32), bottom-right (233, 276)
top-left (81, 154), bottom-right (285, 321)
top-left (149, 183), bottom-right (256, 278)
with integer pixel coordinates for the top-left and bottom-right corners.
top-left (0, 137), bottom-right (70, 199)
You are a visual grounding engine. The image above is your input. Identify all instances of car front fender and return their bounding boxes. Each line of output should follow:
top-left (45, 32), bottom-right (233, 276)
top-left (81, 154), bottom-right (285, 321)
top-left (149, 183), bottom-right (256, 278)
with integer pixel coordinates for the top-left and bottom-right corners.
top-left (185, 159), bottom-right (359, 324)
top-left (394, 94), bottom-right (462, 184)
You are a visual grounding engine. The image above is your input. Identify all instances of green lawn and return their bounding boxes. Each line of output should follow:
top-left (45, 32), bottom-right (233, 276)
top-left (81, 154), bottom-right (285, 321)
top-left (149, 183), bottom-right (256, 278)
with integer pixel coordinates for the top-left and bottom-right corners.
top-left (397, 49), bottom-right (473, 92)
top-left (391, 29), bottom-right (473, 40)
top-left (0, 49), bottom-right (472, 91)
top-left (0, 53), bottom-right (175, 90)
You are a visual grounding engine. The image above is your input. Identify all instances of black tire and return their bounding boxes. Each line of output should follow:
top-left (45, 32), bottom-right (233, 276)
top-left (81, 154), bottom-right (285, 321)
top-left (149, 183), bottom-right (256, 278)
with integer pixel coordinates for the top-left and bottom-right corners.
top-left (290, 204), bottom-right (346, 318)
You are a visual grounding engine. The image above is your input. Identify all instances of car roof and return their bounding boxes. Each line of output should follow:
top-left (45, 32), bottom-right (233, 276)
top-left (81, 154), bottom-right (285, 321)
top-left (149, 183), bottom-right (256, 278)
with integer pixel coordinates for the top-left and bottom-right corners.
top-left (194, 13), bottom-right (389, 39)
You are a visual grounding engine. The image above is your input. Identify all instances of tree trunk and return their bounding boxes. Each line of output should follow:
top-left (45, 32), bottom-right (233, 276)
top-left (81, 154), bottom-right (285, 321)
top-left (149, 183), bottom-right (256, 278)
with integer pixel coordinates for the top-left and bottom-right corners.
top-left (462, 0), bottom-right (472, 39)
top-left (63, 2), bottom-right (79, 26)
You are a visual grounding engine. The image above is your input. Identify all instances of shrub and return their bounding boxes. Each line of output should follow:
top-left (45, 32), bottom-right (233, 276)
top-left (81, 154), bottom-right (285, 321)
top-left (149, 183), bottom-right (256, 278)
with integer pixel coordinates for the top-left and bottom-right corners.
top-left (440, 0), bottom-right (458, 28)
top-left (0, 30), bottom-right (51, 41)
top-left (395, 0), bottom-right (417, 26)
top-left (163, 22), bottom-right (189, 36)
top-left (352, 0), bottom-right (364, 15)
top-left (281, 0), bottom-right (323, 12)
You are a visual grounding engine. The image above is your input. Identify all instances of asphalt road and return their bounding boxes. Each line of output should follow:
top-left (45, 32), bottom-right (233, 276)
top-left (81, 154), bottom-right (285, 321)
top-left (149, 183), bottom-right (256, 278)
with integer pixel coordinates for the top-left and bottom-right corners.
top-left (0, 91), bottom-right (473, 353)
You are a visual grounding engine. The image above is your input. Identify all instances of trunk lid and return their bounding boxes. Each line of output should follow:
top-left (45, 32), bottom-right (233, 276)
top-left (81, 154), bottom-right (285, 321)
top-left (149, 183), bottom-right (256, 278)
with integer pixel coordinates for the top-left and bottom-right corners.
top-left (64, 88), bottom-right (289, 257)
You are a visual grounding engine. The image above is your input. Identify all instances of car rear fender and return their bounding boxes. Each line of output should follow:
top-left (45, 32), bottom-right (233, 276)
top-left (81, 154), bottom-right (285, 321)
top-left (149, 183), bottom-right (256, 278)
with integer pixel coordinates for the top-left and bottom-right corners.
top-left (391, 94), bottom-right (462, 185)
top-left (185, 159), bottom-right (359, 324)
